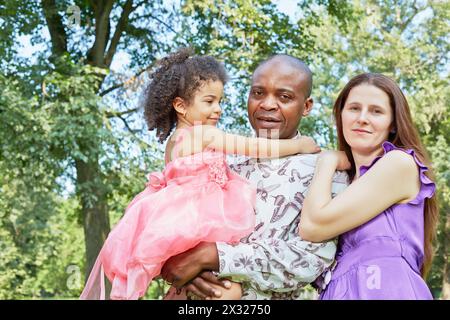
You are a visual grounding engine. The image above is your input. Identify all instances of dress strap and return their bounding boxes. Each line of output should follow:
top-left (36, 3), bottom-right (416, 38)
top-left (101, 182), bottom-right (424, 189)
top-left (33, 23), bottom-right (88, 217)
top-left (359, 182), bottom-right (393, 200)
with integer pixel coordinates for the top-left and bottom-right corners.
top-left (169, 126), bottom-right (195, 164)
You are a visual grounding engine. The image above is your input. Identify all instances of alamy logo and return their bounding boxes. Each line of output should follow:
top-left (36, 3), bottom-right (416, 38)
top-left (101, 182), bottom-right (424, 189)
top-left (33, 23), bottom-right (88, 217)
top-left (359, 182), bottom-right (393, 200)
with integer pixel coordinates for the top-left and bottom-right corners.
top-left (366, 265), bottom-right (381, 290)
top-left (67, 5), bottom-right (81, 28)
top-left (66, 264), bottom-right (82, 290)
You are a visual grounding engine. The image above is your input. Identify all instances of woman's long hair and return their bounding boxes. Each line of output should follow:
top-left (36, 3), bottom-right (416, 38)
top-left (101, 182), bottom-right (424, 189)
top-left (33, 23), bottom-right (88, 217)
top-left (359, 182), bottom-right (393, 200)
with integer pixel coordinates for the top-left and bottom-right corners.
top-left (333, 73), bottom-right (439, 278)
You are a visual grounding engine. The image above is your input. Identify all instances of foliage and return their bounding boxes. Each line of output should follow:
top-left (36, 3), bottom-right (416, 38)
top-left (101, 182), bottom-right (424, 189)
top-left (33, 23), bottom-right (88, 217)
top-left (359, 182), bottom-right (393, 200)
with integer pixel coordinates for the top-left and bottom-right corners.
top-left (305, 0), bottom-right (449, 296)
top-left (0, 0), bottom-right (448, 299)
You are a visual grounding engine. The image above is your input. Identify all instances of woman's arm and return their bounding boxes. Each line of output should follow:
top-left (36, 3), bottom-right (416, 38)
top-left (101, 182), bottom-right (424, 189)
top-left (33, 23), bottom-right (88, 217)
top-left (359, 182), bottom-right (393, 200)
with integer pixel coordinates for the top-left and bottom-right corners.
top-left (298, 150), bottom-right (420, 242)
top-left (199, 125), bottom-right (320, 158)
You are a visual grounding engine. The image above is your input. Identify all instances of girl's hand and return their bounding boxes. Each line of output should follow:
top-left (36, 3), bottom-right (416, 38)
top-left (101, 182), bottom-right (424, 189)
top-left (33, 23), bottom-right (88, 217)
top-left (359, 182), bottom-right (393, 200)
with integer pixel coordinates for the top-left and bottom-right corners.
top-left (318, 150), bottom-right (351, 171)
top-left (298, 136), bottom-right (321, 154)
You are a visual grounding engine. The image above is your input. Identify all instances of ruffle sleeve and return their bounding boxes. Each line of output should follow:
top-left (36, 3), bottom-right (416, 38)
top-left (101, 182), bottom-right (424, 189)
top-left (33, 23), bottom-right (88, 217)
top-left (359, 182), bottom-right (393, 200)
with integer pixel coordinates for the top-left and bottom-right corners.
top-left (359, 141), bottom-right (436, 205)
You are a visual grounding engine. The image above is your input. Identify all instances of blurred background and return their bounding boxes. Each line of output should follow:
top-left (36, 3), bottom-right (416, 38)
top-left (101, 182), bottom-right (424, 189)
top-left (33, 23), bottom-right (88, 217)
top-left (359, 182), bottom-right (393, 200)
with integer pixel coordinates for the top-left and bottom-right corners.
top-left (0, 0), bottom-right (448, 299)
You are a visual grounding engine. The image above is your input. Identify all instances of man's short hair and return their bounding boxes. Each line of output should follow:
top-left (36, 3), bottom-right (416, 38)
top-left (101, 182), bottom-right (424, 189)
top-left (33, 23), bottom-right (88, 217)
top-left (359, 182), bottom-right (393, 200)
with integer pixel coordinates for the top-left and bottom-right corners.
top-left (256, 54), bottom-right (313, 98)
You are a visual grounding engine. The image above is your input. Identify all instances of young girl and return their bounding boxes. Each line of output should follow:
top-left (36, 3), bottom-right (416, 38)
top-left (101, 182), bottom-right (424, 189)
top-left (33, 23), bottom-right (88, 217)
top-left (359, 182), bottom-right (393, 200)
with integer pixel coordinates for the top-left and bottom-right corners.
top-left (80, 48), bottom-right (320, 300)
top-left (299, 73), bottom-right (438, 299)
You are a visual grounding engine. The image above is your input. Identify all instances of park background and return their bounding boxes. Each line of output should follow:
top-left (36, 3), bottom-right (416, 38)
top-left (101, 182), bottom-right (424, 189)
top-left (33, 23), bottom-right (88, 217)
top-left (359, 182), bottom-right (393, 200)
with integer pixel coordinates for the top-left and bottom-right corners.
top-left (0, 0), bottom-right (448, 299)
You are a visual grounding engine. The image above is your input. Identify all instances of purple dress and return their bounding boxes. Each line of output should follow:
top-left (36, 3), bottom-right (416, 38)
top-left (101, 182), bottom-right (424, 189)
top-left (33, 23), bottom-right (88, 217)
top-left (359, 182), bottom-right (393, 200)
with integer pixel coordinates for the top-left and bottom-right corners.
top-left (320, 141), bottom-right (436, 300)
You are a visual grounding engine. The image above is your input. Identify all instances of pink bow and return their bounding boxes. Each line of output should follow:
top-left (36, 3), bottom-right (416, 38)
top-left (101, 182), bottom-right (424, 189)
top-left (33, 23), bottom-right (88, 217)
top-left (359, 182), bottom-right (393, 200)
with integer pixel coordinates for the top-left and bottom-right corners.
top-left (145, 172), bottom-right (166, 190)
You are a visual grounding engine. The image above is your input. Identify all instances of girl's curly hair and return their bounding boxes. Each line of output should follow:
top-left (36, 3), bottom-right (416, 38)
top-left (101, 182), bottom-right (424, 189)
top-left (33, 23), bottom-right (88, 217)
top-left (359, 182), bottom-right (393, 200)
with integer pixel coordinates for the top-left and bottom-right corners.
top-left (143, 47), bottom-right (228, 143)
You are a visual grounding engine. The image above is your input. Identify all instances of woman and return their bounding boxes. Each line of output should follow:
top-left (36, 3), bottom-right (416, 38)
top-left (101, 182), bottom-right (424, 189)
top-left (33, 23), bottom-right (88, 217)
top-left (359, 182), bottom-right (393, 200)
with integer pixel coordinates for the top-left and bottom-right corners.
top-left (299, 73), bottom-right (438, 299)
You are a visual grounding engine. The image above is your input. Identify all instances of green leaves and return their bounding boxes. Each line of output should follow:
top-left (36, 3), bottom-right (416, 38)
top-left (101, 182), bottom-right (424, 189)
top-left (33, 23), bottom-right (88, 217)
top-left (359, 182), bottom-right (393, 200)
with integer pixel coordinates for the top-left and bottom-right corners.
top-left (305, 0), bottom-right (449, 296)
top-left (1, 0), bottom-right (448, 299)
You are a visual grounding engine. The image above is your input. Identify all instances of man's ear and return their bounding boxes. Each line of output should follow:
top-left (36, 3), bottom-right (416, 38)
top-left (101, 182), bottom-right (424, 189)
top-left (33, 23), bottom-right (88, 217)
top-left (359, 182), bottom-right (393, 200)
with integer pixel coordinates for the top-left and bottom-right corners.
top-left (172, 97), bottom-right (187, 116)
top-left (302, 97), bottom-right (314, 116)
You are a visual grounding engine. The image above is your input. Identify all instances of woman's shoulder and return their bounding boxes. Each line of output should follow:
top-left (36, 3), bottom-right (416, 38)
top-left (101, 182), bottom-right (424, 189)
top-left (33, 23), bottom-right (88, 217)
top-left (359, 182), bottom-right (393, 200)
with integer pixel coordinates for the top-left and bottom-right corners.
top-left (376, 142), bottom-right (435, 204)
top-left (363, 142), bottom-right (422, 175)
top-left (380, 148), bottom-right (418, 174)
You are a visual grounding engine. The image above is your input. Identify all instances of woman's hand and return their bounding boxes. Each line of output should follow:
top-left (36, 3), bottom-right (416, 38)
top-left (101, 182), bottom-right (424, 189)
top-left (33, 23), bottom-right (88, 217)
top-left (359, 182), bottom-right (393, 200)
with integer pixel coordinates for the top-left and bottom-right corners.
top-left (318, 150), bottom-right (351, 171)
top-left (184, 271), bottom-right (232, 299)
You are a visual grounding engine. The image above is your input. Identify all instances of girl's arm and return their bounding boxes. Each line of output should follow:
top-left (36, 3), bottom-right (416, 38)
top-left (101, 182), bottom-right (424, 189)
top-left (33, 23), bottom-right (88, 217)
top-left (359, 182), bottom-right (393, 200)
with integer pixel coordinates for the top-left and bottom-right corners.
top-left (199, 125), bottom-right (320, 158)
top-left (298, 150), bottom-right (420, 242)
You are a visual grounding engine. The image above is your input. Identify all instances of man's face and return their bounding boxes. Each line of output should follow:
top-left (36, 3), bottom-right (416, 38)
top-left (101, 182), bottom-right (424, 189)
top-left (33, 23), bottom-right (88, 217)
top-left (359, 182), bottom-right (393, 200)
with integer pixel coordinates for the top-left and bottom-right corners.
top-left (247, 59), bottom-right (313, 139)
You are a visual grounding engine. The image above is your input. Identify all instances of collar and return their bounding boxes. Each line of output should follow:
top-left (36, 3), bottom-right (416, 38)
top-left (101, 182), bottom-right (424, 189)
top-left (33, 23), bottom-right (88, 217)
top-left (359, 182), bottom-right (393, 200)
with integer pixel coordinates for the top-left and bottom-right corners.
top-left (292, 131), bottom-right (301, 140)
top-left (252, 130), bottom-right (302, 164)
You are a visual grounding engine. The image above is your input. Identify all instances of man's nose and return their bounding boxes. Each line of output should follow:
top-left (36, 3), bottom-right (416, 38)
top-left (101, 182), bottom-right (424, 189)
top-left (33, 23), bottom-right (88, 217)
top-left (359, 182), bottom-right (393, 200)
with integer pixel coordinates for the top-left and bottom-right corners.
top-left (260, 96), bottom-right (278, 111)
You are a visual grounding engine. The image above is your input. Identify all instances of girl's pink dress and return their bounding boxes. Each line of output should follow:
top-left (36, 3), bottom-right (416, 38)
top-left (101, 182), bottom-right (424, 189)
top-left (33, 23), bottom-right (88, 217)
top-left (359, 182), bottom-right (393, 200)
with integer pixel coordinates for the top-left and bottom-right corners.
top-left (80, 132), bottom-right (256, 300)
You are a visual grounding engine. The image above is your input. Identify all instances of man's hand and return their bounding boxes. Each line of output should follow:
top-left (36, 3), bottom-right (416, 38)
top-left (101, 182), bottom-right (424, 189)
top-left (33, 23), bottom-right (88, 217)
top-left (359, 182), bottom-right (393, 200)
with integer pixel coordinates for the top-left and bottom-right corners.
top-left (185, 271), bottom-right (232, 299)
top-left (161, 242), bottom-right (219, 288)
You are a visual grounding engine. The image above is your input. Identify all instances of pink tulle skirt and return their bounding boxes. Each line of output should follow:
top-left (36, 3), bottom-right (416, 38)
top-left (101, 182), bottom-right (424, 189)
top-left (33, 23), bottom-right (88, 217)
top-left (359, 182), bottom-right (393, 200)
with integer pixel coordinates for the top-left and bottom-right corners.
top-left (80, 151), bottom-right (256, 300)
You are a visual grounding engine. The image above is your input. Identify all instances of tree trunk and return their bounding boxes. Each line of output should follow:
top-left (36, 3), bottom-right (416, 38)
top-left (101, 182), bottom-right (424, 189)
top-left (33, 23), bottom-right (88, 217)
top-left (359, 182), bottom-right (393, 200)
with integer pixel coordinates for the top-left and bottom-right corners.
top-left (443, 261), bottom-right (449, 299)
top-left (75, 157), bottom-right (110, 278)
top-left (40, 0), bottom-right (137, 284)
top-left (75, 0), bottom-right (135, 279)
top-left (442, 214), bottom-right (450, 300)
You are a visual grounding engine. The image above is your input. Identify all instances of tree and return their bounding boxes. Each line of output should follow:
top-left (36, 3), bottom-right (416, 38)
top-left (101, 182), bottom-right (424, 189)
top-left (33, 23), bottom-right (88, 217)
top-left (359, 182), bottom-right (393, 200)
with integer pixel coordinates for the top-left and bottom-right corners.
top-left (1, 0), bottom-right (447, 299)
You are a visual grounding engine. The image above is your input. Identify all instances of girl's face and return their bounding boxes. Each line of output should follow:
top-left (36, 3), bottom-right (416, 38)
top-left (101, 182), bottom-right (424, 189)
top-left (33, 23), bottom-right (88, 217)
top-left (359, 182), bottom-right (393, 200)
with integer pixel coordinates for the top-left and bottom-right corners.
top-left (185, 80), bottom-right (224, 126)
top-left (342, 84), bottom-right (394, 155)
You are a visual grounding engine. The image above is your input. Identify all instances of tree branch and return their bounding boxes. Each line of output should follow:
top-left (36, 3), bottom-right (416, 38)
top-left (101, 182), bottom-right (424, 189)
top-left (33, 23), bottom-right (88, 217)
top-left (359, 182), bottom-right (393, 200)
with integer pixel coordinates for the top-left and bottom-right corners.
top-left (99, 64), bottom-right (153, 96)
top-left (130, 13), bottom-right (180, 36)
top-left (103, 116), bottom-right (160, 162)
top-left (105, 107), bottom-right (140, 118)
top-left (132, 0), bottom-right (148, 10)
top-left (41, 0), bottom-right (68, 59)
top-left (87, 0), bottom-right (115, 67)
top-left (105, 0), bottom-right (135, 67)
top-left (99, 82), bottom-right (125, 97)
top-left (399, 1), bottom-right (425, 34)
top-left (116, 115), bottom-right (157, 152)
top-left (117, 114), bottom-right (139, 133)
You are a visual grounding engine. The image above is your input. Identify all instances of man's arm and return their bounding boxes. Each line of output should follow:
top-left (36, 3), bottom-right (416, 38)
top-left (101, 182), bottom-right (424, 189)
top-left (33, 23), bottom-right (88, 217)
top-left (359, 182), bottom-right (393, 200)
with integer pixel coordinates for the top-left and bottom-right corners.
top-left (215, 234), bottom-right (336, 292)
top-left (161, 165), bottom-right (348, 293)
top-left (214, 170), bottom-right (347, 292)
top-left (161, 225), bottom-right (337, 292)
top-left (161, 236), bottom-right (336, 294)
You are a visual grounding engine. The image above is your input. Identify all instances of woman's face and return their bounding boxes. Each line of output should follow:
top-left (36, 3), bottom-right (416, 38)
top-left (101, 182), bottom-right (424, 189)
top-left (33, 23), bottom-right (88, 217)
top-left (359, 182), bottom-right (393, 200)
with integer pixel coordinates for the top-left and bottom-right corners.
top-left (342, 84), bottom-right (394, 155)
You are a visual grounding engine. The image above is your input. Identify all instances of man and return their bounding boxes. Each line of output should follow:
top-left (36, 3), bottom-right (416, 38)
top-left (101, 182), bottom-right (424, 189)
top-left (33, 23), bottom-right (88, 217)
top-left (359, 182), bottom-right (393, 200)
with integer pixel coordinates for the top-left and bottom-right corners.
top-left (161, 54), bottom-right (348, 299)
